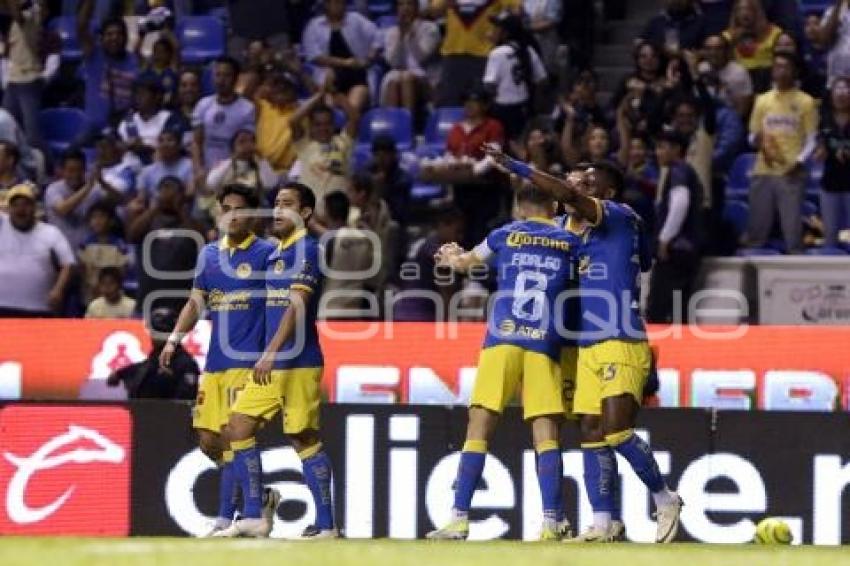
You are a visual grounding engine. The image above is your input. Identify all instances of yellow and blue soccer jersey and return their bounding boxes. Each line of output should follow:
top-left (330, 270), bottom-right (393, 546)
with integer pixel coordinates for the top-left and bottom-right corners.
top-left (265, 229), bottom-right (324, 370)
top-left (559, 200), bottom-right (652, 347)
top-left (473, 217), bottom-right (578, 360)
top-left (192, 234), bottom-right (276, 372)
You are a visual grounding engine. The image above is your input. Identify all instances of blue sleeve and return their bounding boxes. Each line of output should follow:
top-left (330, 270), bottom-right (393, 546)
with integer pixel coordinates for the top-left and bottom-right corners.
top-left (712, 106), bottom-right (744, 172)
top-left (638, 220), bottom-right (653, 272)
top-left (291, 241), bottom-right (322, 293)
top-left (192, 248), bottom-right (209, 292)
top-left (473, 226), bottom-right (505, 262)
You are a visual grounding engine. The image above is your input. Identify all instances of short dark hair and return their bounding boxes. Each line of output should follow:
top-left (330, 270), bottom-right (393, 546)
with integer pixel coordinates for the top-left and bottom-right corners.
top-left (87, 201), bottom-right (116, 220)
top-left (100, 17), bottom-right (128, 38)
top-left (158, 175), bottom-right (187, 193)
top-left (516, 184), bottom-right (556, 208)
top-left (98, 266), bottom-right (124, 284)
top-left (279, 181), bottom-right (317, 213)
top-left (214, 55), bottom-right (241, 76)
top-left (774, 51), bottom-right (799, 72)
top-left (324, 190), bottom-right (350, 224)
top-left (219, 183), bottom-right (260, 208)
top-left (310, 104), bottom-right (335, 121)
top-left (0, 140), bottom-right (20, 166)
top-left (589, 160), bottom-right (626, 197)
top-left (61, 148), bottom-right (86, 167)
top-left (350, 172), bottom-right (374, 196)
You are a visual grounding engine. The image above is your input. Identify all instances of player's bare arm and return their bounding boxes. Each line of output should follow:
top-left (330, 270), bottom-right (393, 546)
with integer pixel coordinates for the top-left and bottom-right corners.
top-left (435, 243), bottom-right (485, 274)
top-left (482, 144), bottom-right (601, 224)
top-left (159, 288), bottom-right (206, 369)
top-left (253, 288), bottom-right (310, 386)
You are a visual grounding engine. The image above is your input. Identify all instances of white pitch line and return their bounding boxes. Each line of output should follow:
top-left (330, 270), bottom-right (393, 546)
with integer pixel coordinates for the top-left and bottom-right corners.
top-left (83, 540), bottom-right (296, 554)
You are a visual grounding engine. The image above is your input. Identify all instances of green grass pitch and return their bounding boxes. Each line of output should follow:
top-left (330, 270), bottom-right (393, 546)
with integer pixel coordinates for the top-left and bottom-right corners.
top-left (0, 539), bottom-right (847, 566)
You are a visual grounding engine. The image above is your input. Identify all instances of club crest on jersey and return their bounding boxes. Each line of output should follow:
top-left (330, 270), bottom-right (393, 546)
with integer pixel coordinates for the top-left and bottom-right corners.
top-left (603, 363), bottom-right (617, 381)
top-left (236, 263), bottom-right (252, 278)
top-left (273, 259), bottom-right (285, 274)
top-left (498, 319), bottom-right (516, 336)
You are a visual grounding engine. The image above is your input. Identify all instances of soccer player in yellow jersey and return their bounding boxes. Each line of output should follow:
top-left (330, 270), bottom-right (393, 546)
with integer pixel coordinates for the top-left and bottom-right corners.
top-left (748, 52), bottom-right (818, 253)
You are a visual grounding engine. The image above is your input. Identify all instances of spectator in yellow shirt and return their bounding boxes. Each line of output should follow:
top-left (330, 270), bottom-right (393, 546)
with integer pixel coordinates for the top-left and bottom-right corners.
top-left (255, 72), bottom-right (302, 175)
top-left (290, 88), bottom-right (361, 223)
top-left (747, 52), bottom-right (818, 253)
top-left (723, 0), bottom-right (783, 93)
top-left (435, 0), bottom-right (521, 106)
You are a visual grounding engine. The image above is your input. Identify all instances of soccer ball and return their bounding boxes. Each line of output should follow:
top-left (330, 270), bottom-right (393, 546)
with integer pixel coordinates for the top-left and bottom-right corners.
top-left (753, 518), bottom-right (793, 544)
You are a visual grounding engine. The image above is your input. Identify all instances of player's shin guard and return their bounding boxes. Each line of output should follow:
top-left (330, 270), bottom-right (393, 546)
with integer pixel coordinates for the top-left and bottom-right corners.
top-left (453, 440), bottom-right (487, 514)
top-left (218, 451), bottom-right (239, 521)
top-left (535, 441), bottom-right (564, 521)
top-left (232, 438), bottom-right (264, 519)
top-left (606, 429), bottom-right (665, 493)
top-left (298, 443), bottom-right (335, 530)
top-left (582, 442), bottom-right (616, 527)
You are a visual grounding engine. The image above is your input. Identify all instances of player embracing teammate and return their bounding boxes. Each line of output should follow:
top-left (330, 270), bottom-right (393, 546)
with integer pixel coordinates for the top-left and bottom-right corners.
top-left (160, 182), bottom-right (337, 539)
top-left (429, 148), bottom-right (682, 543)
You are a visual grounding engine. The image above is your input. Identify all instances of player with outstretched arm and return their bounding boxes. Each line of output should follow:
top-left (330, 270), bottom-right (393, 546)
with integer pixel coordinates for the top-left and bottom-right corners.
top-left (487, 146), bottom-right (683, 543)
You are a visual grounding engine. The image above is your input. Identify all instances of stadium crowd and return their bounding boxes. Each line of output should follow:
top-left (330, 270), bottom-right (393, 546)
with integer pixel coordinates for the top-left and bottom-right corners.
top-left (0, 0), bottom-right (847, 323)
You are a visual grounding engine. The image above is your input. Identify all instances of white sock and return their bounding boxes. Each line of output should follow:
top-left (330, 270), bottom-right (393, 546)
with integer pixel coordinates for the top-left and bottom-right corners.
top-left (214, 517), bottom-right (232, 528)
top-left (652, 487), bottom-right (678, 508)
top-left (452, 508), bottom-right (469, 521)
top-left (593, 512), bottom-right (612, 531)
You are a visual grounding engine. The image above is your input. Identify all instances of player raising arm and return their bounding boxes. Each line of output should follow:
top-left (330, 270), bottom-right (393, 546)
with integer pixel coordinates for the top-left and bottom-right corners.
top-left (427, 185), bottom-right (577, 541)
top-left (488, 149), bottom-right (683, 543)
top-left (220, 182), bottom-right (338, 539)
top-left (160, 184), bottom-right (278, 537)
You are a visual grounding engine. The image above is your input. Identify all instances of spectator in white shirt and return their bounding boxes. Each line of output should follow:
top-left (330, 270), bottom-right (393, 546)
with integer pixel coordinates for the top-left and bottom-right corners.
top-left (702, 33), bottom-right (754, 117)
top-left (45, 149), bottom-right (99, 249)
top-left (302, 0), bottom-right (381, 113)
top-left (820, 0), bottom-right (850, 88)
top-left (136, 128), bottom-right (194, 203)
top-left (206, 127), bottom-right (279, 205)
top-left (118, 78), bottom-right (176, 163)
top-left (0, 184), bottom-right (76, 316)
top-left (380, 0), bottom-right (441, 116)
top-left (483, 11), bottom-right (547, 147)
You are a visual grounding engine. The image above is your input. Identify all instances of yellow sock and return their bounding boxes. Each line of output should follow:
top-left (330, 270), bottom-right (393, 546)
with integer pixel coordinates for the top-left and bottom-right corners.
top-left (462, 439), bottom-right (488, 453)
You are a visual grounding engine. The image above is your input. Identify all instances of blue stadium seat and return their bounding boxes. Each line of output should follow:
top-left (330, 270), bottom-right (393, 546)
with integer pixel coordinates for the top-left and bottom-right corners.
top-left (806, 246), bottom-right (848, 256)
top-left (177, 16), bottom-right (225, 64)
top-left (802, 199), bottom-right (819, 218)
top-left (805, 159), bottom-right (824, 203)
top-left (39, 108), bottom-right (90, 157)
top-left (726, 152), bottom-right (756, 201)
top-left (722, 200), bottom-right (749, 240)
top-left (368, 0), bottom-right (395, 18)
top-left (418, 107), bottom-right (465, 157)
top-left (357, 108), bottom-right (414, 152)
top-left (411, 183), bottom-right (446, 201)
top-left (49, 16), bottom-right (82, 62)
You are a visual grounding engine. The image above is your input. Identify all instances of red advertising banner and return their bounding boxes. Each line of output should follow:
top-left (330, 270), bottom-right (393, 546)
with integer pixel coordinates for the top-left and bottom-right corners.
top-left (0, 405), bottom-right (131, 535)
top-left (1, 320), bottom-right (849, 410)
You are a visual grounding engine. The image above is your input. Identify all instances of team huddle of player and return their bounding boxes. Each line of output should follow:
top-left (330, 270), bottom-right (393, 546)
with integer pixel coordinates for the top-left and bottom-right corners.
top-left (159, 147), bottom-right (682, 542)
